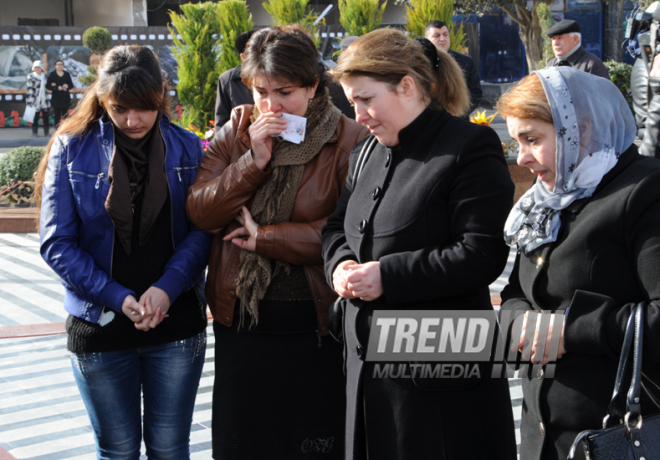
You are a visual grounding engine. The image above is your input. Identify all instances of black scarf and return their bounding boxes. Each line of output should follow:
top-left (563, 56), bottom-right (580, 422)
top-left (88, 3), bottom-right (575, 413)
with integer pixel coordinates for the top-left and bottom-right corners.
top-left (105, 113), bottom-right (168, 254)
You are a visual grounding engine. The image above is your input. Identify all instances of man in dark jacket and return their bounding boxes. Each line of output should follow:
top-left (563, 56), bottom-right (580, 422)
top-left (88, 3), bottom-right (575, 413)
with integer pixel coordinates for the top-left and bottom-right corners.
top-left (214, 31), bottom-right (254, 133)
top-left (636, 52), bottom-right (660, 158)
top-left (425, 20), bottom-right (482, 117)
top-left (546, 19), bottom-right (609, 79)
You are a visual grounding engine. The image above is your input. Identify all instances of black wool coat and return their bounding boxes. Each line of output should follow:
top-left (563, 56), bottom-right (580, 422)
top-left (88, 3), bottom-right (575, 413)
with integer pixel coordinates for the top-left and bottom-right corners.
top-left (323, 108), bottom-right (517, 460)
top-left (46, 70), bottom-right (74, 109)
top-left (449, 50), bottom-right (483, 117)
top-left (501, 146), bottom-right (660, 460)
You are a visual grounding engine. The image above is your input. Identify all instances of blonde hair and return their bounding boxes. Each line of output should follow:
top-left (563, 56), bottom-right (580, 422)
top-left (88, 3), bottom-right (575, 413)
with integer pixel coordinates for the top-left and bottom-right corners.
top-left (495, 73), bottom-right (553, 124)
top-left (329, 28), bottom-right (470, 117)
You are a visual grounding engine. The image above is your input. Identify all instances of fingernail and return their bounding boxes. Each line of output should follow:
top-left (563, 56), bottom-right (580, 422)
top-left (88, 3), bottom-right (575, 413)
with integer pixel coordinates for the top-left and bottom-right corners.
top-left (131, 311), bottom-right (137, 316)
top-left (158, 306), bottom-right (163, 312)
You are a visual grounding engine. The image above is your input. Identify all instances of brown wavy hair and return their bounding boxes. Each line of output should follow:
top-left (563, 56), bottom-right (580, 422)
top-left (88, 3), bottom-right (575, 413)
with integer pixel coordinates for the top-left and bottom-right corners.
top-left (329, 28), bottom-right (470, 117)
top-left (34, 45), bottom-right (170, 213)
top-left (495, 73), bottom-right (553, 124)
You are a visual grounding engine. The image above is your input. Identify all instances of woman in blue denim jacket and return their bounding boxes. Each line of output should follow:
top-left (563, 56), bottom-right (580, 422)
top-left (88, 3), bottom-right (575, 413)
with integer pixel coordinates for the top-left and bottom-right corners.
top-left (35, 45), bottom-right (212, 459)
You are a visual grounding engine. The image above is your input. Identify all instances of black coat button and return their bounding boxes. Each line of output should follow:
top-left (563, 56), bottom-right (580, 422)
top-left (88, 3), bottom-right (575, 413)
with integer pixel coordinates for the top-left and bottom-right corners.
top-left (372, 186), bottom-right (381, 200)
top-left (385, 153), bottom-right (391, 167)
top-left (356, 345), bottom-right (364, 359)
top-left (358, 219), bottom-right (367, 234)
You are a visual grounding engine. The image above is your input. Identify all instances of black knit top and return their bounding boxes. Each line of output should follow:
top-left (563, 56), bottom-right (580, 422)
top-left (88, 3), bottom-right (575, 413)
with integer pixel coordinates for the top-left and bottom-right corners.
top-left (66, 190), bottom-right (207, 353)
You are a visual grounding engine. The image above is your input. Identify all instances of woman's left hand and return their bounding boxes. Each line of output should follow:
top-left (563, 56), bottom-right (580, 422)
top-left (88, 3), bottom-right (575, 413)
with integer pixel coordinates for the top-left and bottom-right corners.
top-left (346, 261), bottom-right (383, 301)
top-left (136, 286), bottom-right (171, 330)
top-left (223, 206), bottom-right (258, 252)
top-left (517, 311), bottom-right (566, 364)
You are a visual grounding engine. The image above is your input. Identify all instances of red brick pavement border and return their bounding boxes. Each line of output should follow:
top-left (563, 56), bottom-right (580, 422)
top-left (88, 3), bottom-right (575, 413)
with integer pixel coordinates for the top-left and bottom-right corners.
top-left (0, 301), bottom-right (505, 340)
top-left (0, 446), bottom-right (18, 460)
top-left (0, 207), bottom-right (38, 233)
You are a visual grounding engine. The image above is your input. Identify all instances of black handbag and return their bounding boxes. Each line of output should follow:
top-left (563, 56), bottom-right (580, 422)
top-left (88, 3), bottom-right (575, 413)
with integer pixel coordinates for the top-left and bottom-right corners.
top-left (568, 302), bottom-right (660, 460)
top-left (327, 135), bottom-right (378, 344)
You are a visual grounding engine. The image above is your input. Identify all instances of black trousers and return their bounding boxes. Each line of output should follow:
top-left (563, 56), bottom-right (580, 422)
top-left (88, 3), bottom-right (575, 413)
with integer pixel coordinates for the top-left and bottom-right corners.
top-left (52, 107), bottom-right (68, 127)
top-left (33, 108), bottom-right (50, 135)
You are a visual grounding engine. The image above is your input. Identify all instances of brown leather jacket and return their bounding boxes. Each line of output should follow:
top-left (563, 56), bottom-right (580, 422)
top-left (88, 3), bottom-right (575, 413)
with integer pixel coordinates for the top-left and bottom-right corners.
top-left (186, 104), bottom-right (368, 335)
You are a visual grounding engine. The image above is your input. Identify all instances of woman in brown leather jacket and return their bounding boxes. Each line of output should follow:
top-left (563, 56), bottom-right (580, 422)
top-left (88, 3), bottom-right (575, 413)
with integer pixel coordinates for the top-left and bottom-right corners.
top-left (186, 25), bottom-right (367, 459)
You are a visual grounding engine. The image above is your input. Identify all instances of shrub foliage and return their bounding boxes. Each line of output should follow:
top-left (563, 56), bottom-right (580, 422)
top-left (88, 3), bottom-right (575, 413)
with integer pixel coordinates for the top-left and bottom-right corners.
top-left (605, 60), bottom-right (633, 113)
top-left (406, 0), bottom-right (466, 52)
top-left (79, 26), bottom-right (113, 86)
top-left (339, 0), bottom-right (387, 37)
top-left (0, 146), bottom-right (45, 186)
top-left (169, 2), bottom-right (222, 129)
top-left (217, 0), bottom-right (254, 75)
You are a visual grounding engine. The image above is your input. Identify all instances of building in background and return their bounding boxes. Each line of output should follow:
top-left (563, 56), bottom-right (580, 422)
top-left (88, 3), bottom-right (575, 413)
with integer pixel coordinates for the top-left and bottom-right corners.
top-left (0, 0), bottom-right (635, 113)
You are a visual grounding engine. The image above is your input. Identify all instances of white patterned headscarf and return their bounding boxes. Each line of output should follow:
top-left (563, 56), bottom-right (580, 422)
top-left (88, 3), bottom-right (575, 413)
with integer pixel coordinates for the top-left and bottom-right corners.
top-left (504, 66), bottom-right (636, 254)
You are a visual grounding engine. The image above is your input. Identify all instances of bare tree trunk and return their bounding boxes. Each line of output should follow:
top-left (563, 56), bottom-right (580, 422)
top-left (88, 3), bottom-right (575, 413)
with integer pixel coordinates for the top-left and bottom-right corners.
top-left (501, 0), bottom-right (544, 72)
top-left (613, 0), bottom-right (625, 62)
top-left (603, 0), bottom-right (625, 62)
top-left (520, 11), bottom-right (543, 70)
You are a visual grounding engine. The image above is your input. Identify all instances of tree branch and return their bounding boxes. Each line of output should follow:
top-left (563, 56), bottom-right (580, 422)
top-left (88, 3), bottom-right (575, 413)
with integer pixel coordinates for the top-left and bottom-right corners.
top-left (514, 0), bottom-right (531, 22)
top-left (499, 4), bottom-right (525, 26)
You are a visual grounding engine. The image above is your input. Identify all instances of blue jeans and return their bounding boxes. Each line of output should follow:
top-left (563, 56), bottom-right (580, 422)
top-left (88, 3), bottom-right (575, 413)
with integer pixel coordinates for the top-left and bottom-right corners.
top-left (71, 332), bottom-right (206, 460)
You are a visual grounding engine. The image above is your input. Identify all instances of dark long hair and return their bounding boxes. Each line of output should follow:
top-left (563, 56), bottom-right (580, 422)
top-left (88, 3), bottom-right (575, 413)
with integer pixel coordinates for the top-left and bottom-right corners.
top-left (35, 45), bottom-right (169, 209)
top-left (240, 24), bottom-right (327, 97)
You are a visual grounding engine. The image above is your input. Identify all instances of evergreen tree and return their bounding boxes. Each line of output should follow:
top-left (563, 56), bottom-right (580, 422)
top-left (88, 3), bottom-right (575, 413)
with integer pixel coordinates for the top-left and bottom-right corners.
top-left (536, 2), bottom-right (555, 69)
top-left (339, 0), bottom-right (387, 37)
top-left (79, 26), bottom-right (112, 86)
top-left (169, 2), bottom-right (222, 129)
top-left (406, 0), bottom-right (466, 53)
top-left (263, 0), bottom-right (320, 45)
top-left (217, 0), bottom-right (254, 75)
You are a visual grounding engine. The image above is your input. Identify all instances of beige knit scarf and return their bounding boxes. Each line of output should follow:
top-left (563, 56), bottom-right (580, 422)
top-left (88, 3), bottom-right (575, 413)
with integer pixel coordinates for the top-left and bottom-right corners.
top-left (236, 89), bottom-right (342, 327)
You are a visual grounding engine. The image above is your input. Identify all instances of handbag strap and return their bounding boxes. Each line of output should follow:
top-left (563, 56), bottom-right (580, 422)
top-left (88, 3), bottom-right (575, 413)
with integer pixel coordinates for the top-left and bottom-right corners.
top-left (569, 303), bottom-right (647, 460)
top-left (604, 302), bottom-right (646, 429)
top-left (351, 135), bottom-right (378, 189)
top-left (626, 302), bottom-right (644, 425)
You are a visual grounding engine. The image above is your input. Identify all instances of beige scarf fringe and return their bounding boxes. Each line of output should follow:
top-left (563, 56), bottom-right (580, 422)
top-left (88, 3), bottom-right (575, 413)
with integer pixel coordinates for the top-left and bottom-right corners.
top-left (235, 89), bottom-right (342, 327)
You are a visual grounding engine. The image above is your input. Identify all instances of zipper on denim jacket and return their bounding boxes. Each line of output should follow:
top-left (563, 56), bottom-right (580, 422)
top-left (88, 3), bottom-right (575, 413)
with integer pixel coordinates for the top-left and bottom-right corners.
top-left (172, 166), bottom-right (197, 183)
top-left (69, 171), bottom-right (105, 189)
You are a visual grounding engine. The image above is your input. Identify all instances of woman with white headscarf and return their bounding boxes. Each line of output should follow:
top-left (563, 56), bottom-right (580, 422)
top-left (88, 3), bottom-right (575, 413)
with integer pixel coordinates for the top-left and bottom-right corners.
top-left (497, 66), bottom-right (660, 460)
top-left (26, 60), bottom-right (51, 137)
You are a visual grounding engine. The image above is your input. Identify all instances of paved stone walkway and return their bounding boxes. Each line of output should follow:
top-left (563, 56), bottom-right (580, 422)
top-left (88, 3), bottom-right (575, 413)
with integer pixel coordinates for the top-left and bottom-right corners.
top-left (0, 233), bottom-right (521, 459)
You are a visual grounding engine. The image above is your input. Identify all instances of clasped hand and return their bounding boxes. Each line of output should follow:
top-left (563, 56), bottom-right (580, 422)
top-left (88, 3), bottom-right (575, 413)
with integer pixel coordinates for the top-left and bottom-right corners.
top-left (121, 286), bottom-right (171, 331)
top-left (332, 260), bottom-right (383, 301)
top-left (514, 311), bottom-right (567, 365)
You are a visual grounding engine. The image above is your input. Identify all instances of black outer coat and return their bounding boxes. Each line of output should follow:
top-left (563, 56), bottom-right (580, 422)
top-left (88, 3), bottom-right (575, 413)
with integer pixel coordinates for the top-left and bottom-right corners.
top-left (46, 70), bottom-right (74, 108)
top-left (214, 65), bottom-right (253, 133)
top-left (449, 50), bottom-right (483, 117)
top-left (547, 45), bottom-right (609, 80)
top-left (500, 146), bottom-right (660, 460)
top-left (322, 108), bottom-right (517, 460)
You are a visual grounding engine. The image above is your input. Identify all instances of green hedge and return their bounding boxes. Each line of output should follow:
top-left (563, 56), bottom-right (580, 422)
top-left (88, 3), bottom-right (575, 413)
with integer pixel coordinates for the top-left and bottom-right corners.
top-left (0, 147), bottom-right (45, 186)
top-left (605, 61), bottom-right (633, 114)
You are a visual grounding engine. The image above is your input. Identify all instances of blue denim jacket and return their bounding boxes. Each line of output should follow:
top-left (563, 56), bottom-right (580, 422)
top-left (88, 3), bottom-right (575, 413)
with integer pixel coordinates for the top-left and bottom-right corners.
top-left (40, 115), bottom-right (212, 323)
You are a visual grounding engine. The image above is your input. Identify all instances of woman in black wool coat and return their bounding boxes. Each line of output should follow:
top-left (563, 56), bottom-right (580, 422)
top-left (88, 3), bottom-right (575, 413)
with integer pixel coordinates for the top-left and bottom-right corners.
top-left (498, 66), bottom-right (660, 460)
top-left (47, 59), bottom-right (74, 126)
top-left (322, 29), bottom-right (517, 460)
